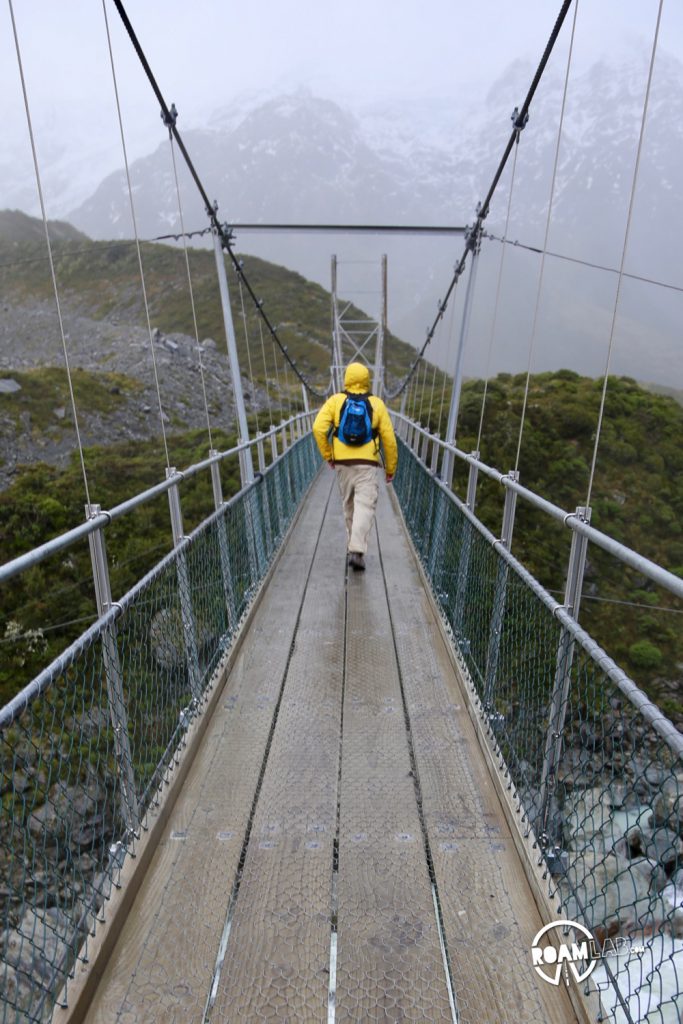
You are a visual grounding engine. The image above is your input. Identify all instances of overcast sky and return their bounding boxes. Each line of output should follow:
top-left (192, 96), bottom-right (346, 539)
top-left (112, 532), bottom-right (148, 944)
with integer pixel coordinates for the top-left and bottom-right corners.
top-left (2, 0), bottom-right (682, 216)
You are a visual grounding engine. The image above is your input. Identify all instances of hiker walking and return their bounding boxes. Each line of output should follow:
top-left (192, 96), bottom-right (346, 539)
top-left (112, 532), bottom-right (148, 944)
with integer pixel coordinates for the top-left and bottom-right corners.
top-left (312, 362), bottom-right (398, 571)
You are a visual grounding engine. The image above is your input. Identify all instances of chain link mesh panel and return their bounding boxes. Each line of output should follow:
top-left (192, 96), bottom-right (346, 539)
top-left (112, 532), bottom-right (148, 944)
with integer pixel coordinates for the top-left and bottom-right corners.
top-left (394, 437), bottom-right (683, 1024)
top-left (0, 434), bottom-right (319, 1024)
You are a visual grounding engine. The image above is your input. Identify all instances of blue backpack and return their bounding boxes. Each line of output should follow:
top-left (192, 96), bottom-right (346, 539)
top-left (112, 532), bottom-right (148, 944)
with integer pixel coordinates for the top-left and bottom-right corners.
top-left (335, 391), bottom-right (376, 446)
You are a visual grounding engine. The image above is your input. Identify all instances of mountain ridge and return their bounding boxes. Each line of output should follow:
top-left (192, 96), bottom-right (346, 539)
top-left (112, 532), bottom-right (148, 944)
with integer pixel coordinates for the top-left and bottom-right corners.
top-left (54, 56), bottom-right (683, 388)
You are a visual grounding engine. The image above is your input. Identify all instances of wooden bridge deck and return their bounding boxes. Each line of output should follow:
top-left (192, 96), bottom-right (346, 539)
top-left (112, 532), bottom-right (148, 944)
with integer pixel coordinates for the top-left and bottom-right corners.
top-left (64, 471), bottom-right (578, 1024)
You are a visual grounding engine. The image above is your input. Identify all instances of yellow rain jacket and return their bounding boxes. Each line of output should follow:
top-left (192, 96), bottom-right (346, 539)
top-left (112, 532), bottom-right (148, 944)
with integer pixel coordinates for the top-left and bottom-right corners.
top-left (312, 363), bottom-right (398, 476)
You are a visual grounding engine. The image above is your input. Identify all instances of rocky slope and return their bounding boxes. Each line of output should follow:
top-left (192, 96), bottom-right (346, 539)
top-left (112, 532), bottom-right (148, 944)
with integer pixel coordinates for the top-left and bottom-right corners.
top-left (0, 299), bottom-right (237, 489)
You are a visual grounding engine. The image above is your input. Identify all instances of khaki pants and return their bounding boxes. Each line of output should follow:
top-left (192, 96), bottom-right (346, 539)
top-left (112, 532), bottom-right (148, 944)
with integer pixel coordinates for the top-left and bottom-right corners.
top-left (335, 464), bottom-right (379, 555)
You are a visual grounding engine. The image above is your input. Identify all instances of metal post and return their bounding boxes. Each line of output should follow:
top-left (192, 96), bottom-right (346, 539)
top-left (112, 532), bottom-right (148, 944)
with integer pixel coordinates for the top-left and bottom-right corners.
top-left (209, 451), bottom-right (237, 630)
top-left (166, 469), bottom-right (202, 700)
top-left (483, 472), bottom-right (519, 710)
top-left (538, 507), bottom-right (592, 843)
top-left (270, 429), bottom-right (278, 463)
top-left (301, 384), bottom-right (310, 426)
top-left (430, 433), bottom-right (440, 475)
top-left (452, 516), bottom-right (472, 641)
top-left (441, 235), bottom-right (481, 488)
top-left (273, 448), bottom-right (285, 533)
top-left (466, 452), bottom-right (480, 511)
top-left (399, 390), bottom-right (407, 433)
top-left (420, 428), bottom-right (429, 464)
top-left (426, 484), bottom-right (447, 588)
top-left (280, 419), bottom-right (289, 452)
top-left (255, 433), bottom-right (273, 556)
top-left (372, 254), bottom-right (387, 397)
top-left (331, 255), bottom-right (344, 392)
top-left (212, 226), bottom-right (254, 486)
top-left (86, 505), bottom-right (139, 834)
top-left (256, 433), bottom-right (266, 474)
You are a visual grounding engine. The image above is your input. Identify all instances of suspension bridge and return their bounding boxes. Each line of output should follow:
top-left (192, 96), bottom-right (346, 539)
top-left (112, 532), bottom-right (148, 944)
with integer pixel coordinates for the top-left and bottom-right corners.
top-left (1, 1), bottom-right (682, 1023)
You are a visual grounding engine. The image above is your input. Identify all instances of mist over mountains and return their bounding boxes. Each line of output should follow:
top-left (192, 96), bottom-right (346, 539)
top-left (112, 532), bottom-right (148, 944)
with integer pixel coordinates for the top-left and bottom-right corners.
top-left (5, 54), bottom-right (682, 386)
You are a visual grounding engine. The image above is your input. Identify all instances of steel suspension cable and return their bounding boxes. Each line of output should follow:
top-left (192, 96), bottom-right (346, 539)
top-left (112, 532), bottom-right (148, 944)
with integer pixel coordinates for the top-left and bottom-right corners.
top-left (8, 0), bottom-right (92, 508)
top-left (513, 0), bottom-right (579, 477)
top-left (102, 0), bottom-right (170, 469)
top-left (476, 137), bottom-right (522, 455)
top-left (165, 125), bottom-right (214, 450)
top-left (385, 0), bottom-right (575, 402)
top-left (586, 0), bottom-right (664, 510)
top-left (111, 0), bottom-right (326, 400)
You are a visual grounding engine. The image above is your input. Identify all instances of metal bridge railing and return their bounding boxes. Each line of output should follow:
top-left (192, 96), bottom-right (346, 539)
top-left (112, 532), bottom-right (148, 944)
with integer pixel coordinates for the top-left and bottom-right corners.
top-left (393, 435), bottom-right (682, 1024)
top-left (0, 428), bottom-right (319, 1024)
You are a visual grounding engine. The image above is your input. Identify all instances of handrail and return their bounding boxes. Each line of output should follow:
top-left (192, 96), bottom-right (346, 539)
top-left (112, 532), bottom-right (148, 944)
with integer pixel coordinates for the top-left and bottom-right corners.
top-left (0, 446), bottom-right (293, 731)
top-left (425, 462), bottom-right (683, 757)
top-left (392, 412), bottom-right (683, 601)
top-left (0, 413), bottom-right (310, 586)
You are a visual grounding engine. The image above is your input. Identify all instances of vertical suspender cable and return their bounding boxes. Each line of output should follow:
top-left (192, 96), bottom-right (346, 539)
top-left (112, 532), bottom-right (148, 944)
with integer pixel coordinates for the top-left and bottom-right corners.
top-left (513, 0), bottom-right (580, 476)
top-left (476, 138), bottom-right (522, 454)
top-left (237, 276), bottom-right (260, 433)
top-left (427, 361), bottom-right (439, 431)
top-left (8, 0), bottom-right (92, 508)
top-left (166, 128), bottom-right (214, 451)
top-left (102, 0), bottom-right (170, 469)
top-left (417, 358), bottom-right (428, 424)
top-left (257, 320), bottom-right (275, 429)
top-left (585, 0), bottom-right (663, 510)
top-left (437, 293), bottom-right (458, 439)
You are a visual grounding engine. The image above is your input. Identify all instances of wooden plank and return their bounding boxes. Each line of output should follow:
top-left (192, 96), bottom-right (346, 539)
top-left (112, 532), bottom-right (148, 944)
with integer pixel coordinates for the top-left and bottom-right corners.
top-left (209, 484), bottom-right (347, 1021)
top-left (84, 473), bottom-right (334, 1024)
top-left (335, 519), bottom-right (453, 1022)
top-left (376, 486), bottom-right (578, 1024)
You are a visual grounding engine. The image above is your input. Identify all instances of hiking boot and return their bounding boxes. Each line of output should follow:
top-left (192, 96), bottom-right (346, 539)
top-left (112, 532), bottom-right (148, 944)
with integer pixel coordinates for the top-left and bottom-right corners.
top-left (348, 551), bottom-right (365, 572)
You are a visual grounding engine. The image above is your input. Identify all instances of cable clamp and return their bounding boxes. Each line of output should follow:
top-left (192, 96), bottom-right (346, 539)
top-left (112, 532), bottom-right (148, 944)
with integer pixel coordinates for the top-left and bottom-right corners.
top-left (160, 103), bottom-right (178, 136)
top-left (511, 106), bottom-right (529, 137)
top-left (109, 601), bottom-right (124, 618)
top-left (92, 508), bottom-right (112, 527)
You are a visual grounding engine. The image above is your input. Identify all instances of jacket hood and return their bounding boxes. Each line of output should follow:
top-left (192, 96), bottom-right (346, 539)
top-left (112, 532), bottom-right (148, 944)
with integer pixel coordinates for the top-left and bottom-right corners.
top-left (343, 362), bottom-right (371, 393)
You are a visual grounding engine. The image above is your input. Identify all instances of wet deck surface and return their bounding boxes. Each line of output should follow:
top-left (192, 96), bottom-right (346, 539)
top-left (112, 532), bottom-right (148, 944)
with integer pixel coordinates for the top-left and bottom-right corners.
top-left (81, 471), bottom-right (578, 1023)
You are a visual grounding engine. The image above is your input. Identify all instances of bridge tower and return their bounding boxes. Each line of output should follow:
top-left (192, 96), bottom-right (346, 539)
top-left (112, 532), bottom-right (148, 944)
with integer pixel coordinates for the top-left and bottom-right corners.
top-left (331, 254), bottom-right (388, 397)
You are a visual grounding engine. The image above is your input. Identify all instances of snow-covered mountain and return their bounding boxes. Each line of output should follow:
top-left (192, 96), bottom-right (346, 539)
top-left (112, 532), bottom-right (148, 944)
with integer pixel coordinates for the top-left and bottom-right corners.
top-left (31, 56), bottom-right (683, 383)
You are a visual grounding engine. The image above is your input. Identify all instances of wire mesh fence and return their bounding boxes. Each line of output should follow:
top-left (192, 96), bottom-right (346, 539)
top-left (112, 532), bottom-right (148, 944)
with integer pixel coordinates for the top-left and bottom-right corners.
top-left (393, 437), bottom-right (683, 1024)
top-left (0, 433), bottom-right (319, 1024)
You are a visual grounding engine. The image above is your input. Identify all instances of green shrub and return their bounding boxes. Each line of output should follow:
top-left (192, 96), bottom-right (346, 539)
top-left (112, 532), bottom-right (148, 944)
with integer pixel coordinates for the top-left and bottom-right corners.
top-left (628, 640), bottom-right (663, 670)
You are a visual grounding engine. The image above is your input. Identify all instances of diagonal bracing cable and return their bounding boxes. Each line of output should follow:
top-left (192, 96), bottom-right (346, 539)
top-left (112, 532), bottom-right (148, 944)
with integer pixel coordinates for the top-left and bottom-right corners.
top-left (110, 0), bottom-right (327, 400)
top-left (482, 233), bottom-right (683, 298)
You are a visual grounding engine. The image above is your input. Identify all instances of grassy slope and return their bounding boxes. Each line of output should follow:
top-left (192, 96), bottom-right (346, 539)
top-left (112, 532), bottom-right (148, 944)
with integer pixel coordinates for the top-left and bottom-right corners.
top-left (402, 369), bottom-right (683, 721)
top-left (0, 235), bottom-right (420, 387)
top-left (0, 227), bottom-right (680, 720)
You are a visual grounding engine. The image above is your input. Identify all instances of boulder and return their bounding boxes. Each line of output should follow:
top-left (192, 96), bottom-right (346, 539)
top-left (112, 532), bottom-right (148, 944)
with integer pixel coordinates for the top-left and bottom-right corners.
top-left (563, 849), bottom-right (653, 941)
